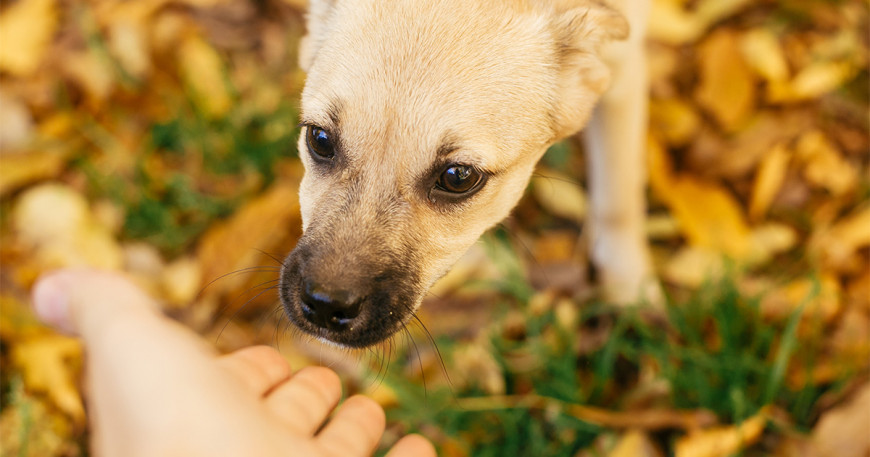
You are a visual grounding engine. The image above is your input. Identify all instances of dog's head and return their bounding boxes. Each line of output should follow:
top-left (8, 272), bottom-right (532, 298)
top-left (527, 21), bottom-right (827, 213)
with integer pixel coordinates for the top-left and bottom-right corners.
top-left (280, 0), bottom-right (627, 347)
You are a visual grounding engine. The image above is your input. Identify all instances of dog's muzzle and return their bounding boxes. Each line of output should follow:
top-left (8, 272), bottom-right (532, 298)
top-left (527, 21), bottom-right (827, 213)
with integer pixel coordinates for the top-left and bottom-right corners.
top-left (278, 241), bottom-right (421, 348)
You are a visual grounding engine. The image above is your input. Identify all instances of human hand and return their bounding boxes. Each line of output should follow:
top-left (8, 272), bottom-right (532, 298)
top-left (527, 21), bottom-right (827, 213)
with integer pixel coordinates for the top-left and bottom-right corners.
top-left (32, 269), bottom-right (434, 457)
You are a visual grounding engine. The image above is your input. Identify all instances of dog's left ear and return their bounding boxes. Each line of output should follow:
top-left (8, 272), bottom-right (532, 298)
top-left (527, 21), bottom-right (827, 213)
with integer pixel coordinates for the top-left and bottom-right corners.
top-left (549, 2), bottom-right (629, 139)
top-left (298, 0), bottom-right (337, 72)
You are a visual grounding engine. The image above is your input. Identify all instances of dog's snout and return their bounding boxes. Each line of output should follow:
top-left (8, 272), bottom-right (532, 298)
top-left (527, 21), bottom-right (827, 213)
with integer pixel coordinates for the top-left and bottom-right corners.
top-left (300, 280), bottom-right (363, 330)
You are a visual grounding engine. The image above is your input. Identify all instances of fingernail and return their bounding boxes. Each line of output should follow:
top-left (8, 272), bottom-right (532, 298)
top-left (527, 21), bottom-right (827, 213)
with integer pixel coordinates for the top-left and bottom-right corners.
top-left (32, 273), bottom-right (72, 331)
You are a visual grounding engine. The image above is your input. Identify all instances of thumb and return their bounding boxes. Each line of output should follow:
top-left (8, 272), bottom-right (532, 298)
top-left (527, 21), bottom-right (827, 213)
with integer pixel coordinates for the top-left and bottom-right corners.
top-left (31, 269), bottom-right (161, 338)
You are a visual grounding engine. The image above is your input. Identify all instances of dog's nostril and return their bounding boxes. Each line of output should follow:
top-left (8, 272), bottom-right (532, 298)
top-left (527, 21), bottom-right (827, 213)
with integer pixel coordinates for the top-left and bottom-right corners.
top-left (300, 280), bottom-right (362, 329)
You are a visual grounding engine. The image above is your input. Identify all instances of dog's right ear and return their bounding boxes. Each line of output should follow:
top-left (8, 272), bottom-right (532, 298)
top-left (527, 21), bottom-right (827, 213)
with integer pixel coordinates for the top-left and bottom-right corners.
top-left (548, 1), bottom-right (629, 139)
top-left (298, 0), bottom-right (336, 71)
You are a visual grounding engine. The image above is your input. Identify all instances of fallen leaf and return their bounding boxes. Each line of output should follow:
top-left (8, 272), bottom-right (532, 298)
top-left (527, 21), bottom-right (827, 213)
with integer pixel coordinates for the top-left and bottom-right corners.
top-left (749, 143), bottom-right (791, 221)
top-left (675, 408), bottom-right (768, 457)
top-left (810, 205), bottom-right (870, 273)
top-left (0, 90), bottom-right (35, 150)
top-left (812, 383), bottom-right (870, 457)
top-left (649, 98), bottom-right (701, 147)
top-left (760, 275), bottom-right (841, 324)
top-left (531, 168), bottom-right (587, 224)
top-left (196, 180), bottom-right (301, 299)
top-left (662, 247), bottom-right (725, 287)
top-left (695, 29), bottom-right (757, 131)
top-left (453, 339), bottom-right (506, 395)
top-left (747, 223), bottom-right (797, 264)
top-left (0, 147), bottom-right (74, 197)
top-left (769, 61), bottom-right (857, 103)
top-left (0, 0), bottom-right (57, 76)
top-left (664, 177), bottom-right (753, 258)
top-left (11, 334), bottom-right (84, 424)
top-left (795, 130), bottom-right (857, 196)
top-left (0, 378), bottom-right (81, 457)
top-left (178, 33), bottom-right (232, 118)
top-left (61, 49), bottom-right (116, 104)
top-left (608, 430), bottom-right (663, 457)
top-left (740, 28), bottom-right (790, 83)
top-left (160, 256), bottom-right (203, 308)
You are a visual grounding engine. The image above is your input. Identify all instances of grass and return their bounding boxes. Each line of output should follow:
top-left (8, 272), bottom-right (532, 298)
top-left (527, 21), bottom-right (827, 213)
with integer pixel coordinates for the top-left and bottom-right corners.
top-left (372, 236), bottom-right (842, 456)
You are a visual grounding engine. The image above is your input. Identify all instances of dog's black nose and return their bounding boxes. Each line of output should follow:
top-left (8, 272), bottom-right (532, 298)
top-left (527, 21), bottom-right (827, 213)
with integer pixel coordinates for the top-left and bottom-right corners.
top-left (299, 280), bottom-right (363, 330)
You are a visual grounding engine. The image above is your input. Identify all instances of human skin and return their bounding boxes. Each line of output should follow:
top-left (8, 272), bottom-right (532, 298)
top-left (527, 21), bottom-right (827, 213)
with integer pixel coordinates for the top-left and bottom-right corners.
top-left (31, 269), bottom-right (435, 457)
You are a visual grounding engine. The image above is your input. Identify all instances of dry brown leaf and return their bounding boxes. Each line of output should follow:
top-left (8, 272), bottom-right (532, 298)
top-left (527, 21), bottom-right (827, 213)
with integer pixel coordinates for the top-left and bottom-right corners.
top-left (740, 28), bottom-right (790, 83)
top-left (11, 334), bottom-right (84, 424)
top-left (178, 33), bottom-right (232, 118)
top-left (196, 181), bottom-right (301, 298)
top-left (608, 430), bottom-right (663, 457)
top-left (675, 408), bottom-right (768, 457)
top-left (812, 382), bottom-right (870, 457)
top-left (695, 29), bottom-right (757, 132)
top-left (531, 168), bottom-right (587, 224)
top-left (453, 341), bottom-right (506, 395)
top-left (0, 0), bottom-right (57, 76)
top-left (749, 143), bottom-right (791, 221)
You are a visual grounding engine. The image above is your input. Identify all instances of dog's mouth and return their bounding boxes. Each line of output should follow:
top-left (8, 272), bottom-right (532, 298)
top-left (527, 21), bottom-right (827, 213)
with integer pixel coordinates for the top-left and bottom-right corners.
top-left (278, 246), bottom-right (422, 348)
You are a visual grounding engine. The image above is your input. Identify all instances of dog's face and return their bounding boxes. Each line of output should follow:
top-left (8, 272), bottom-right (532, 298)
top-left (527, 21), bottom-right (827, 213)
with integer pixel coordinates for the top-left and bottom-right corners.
top-left (280, 0), bottom-right (627, 347)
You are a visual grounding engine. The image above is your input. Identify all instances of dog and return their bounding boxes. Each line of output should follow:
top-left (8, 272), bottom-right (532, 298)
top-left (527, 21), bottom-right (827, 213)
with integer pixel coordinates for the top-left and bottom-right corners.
top-left (279, 0), bottom-right (660, 348)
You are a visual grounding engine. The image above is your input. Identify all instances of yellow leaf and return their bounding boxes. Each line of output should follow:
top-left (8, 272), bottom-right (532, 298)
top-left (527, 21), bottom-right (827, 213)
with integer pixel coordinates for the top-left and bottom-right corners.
top-left (795, 130), bottom-right (857, 196)
top-left (694, 29), bottom-right (757, 132)
top-left (160, 256), bottom-right (203, 309)
top-left (675, 408), bottom-right (768, 457)
top-left (61, 50), bottom-right (116, 103)
top-left (0, 0), bottom-right (57, 76)
top-left (179, 34), bottom-right (232, 118)
top-left (0, 148), bottom-right (73, 197)
top-left (662, 247), bottom-right (724, 287)
top-left (789, 61), bottom-right (855, 100)
top-left (608, 430), bottom-right (662, 457)
top-left (531, 168), bottom-right (587, 223)
top-left (747, 223), bottom-right (797, 265)
top-left (812, 205), bottom-right (870, 272)
top-left (664, 176), bottom-right (752, 258)
top-left (649, 98), bottom-right (701, 147)
top-left (760, 275), bottom-right (841, 324)
top-left (812, 382), bottom-right (870, 457)
top-left (740, 28), bottom-right (789, 82)
top-left (648, 0), bottom-right (703, 45)
top-left (0, 91), bottom-right (34, 150)
top-left (748, 143), bottom-right (791, 221)
top-left (11, 334), bottom-right (84, 424)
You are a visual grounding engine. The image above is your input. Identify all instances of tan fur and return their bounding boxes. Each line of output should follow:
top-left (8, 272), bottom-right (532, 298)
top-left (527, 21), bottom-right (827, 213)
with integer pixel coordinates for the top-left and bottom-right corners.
top-left (281, 0), bottom-right (647, 348)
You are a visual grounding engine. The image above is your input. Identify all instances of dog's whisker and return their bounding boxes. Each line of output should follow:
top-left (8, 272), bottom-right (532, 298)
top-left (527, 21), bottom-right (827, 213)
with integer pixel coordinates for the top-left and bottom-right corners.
top-left (252, 248), bottom-right (289, 268)
top-left (197, 265), bottom-right (281, 299)
top-left (215, 285), bottom-right (279, 343)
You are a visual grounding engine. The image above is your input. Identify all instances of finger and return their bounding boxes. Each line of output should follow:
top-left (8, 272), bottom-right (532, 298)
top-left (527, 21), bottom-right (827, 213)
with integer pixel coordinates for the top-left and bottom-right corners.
top-left (265, 366), bottom-right (342, 433)
top-left (315, 395), bottom-right (385, 457)
top-left (216, 346), bottom-right (292, 396)
top-left (32, 268), bottom-right (163, 338)
top-left (385, 434), bottom-right (437, 457)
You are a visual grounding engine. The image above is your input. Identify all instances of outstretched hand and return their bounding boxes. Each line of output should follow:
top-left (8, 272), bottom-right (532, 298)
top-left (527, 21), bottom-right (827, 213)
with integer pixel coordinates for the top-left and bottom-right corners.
top-left (32, 269), bottom-right (434, 457)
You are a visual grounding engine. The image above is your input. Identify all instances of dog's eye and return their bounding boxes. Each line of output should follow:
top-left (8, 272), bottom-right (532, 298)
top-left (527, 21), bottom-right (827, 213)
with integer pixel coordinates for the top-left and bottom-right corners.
top-left (306, 125), bottom-right (335, 159)
top-left (435, 165), bottom-right (482, 194)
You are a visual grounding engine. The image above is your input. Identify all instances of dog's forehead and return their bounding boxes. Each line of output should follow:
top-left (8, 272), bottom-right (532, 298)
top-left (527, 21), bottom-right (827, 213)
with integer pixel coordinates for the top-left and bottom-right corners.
top-left (301, 0), bottom-right (558, 167)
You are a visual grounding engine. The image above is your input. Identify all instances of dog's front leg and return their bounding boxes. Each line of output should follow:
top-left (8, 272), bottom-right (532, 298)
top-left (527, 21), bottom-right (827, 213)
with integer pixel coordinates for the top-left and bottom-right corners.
top-left (583, 0), bottom-right (663, 306)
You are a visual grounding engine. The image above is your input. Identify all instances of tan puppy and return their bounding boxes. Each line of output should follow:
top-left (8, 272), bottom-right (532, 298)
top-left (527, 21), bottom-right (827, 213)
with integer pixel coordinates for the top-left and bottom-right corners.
top-left (279, 0), bottom-right (657, 348)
